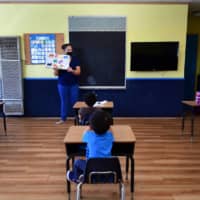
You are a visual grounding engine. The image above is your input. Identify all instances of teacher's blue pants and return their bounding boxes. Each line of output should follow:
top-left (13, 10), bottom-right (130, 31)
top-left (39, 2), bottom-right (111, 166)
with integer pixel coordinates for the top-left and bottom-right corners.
top-left (57, 84), bottom-right (79, 121)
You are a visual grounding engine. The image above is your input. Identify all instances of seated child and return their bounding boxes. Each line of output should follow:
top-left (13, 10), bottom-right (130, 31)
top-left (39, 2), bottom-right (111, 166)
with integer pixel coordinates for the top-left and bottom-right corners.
top-left (67, 109), bottom-right (114, 183)
top-left (78, 92), bottom-right (97, 125)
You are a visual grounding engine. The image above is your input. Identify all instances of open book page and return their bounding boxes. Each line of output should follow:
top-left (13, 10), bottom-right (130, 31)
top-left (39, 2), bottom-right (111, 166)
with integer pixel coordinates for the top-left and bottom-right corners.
top-left (93, 100), bottom-right (108, 107)
top-left (45, 53), bottom-right (70, 70)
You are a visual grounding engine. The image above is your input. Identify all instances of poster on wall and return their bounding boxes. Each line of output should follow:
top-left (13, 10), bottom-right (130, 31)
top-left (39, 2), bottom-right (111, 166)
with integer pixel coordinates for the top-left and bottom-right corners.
top-left (29, 34), bottom-right (56, 64)
top-left (45, 53), bottom-right (70, 70)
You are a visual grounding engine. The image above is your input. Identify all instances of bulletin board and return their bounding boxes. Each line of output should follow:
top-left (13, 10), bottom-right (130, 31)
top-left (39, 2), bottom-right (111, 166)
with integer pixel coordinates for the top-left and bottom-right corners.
top-left (24, 33), bottom-right (64, 65)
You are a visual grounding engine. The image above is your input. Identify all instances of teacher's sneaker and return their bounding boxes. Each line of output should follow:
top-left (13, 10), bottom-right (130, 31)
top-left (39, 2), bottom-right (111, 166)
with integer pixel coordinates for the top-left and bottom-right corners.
top-left (56, 120), bottom-right (65, 125)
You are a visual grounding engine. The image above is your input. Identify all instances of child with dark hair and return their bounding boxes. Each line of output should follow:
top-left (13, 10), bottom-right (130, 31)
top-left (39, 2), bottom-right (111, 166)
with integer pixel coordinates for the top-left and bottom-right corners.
top-left (67, 110), bottom-right (113, 183)
top-left (78, 92), bottom-right (97, 125)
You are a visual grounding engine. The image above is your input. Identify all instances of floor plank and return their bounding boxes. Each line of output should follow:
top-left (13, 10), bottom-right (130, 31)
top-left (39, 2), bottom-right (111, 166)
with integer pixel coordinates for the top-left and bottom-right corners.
top-left (0, 117), bottom-right (200, 200)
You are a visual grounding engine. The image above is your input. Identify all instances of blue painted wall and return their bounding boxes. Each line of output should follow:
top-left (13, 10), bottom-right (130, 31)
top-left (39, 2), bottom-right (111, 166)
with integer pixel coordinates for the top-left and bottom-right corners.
top-left (24, 78), bottom-right (184, 117)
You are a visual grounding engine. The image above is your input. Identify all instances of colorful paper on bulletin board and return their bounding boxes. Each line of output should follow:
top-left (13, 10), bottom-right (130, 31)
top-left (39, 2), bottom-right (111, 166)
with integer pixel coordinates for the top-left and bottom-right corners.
top-left (45, 53), bottom-right (70, 70)
top-left (29, 34), bottom-right (56, 64)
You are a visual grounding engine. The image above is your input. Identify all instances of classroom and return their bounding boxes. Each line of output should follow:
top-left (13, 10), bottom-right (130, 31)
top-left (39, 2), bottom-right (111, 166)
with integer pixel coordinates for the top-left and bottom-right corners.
top-left (0, 0), bottom-right (200, 199)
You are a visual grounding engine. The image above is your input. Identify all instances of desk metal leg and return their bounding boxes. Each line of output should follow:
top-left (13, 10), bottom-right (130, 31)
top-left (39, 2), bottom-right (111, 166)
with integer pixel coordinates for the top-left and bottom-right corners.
top-left (2, 112), bottom-right (7, 136)
top-left (130, 156), bottom-right (134, 193)
top-left (191, 108), bottom-right (194, 142)
top-left (125, 156), bottom-right (129, 180)
top-left (66, 157), bottom-right (71, 193)
top-left (181, 109), bottom-right (185, 136)
top-left (74, 117), bottom-right (77, 125)
top-left (74, 109), bottom-right (79, 125)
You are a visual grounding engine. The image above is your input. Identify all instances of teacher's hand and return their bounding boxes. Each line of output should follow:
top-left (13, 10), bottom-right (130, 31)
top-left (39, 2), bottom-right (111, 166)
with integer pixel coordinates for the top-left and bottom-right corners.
top-left (53, 68), bottom-right (59, 76)
top-left (66, 67), bottom-right (73, 73)
top-left (67, 66), bottom-right (81, 76)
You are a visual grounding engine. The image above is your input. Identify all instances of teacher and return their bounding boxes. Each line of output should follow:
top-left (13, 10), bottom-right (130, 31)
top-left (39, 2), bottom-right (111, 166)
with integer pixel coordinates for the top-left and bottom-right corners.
top-left (54, 43), bottom-right (81, 124)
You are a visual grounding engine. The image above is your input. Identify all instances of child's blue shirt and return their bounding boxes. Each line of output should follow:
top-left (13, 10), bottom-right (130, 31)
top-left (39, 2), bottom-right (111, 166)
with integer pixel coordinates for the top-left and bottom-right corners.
top-left (82, 130), bottom-right (114, 159)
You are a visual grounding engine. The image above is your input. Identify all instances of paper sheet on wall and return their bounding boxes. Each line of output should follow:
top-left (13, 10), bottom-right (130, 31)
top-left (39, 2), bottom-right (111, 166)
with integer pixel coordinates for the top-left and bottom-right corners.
top-left (45, 53), bottom-right (70, 70)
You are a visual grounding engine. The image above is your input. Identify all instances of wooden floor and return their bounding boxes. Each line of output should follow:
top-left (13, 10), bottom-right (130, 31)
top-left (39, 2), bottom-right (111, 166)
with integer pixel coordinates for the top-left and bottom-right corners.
top-left (0, 117), bottom-right (200, 200)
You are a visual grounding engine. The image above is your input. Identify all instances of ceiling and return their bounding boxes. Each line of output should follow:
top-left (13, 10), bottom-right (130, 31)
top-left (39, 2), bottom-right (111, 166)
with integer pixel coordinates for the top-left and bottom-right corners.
top-left (0, 0), bottom-right (194, 2)
top-left (0, 0), bottom-right (200, 15)
top-left (0, 0), bottom-right (198, 4)
top-left (189, 2), bottom-right (200, 15)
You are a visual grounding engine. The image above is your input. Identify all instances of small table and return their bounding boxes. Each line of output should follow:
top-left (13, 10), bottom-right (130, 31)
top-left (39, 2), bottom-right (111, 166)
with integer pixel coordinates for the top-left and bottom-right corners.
top-left (182, 100), bottom-right (200, 141)
top-left (64, 125), bottom-right (136, 193)
top-left (0, 102), bottom-right (7, 135)
top-left (73, 101), bottom-right (114, 125)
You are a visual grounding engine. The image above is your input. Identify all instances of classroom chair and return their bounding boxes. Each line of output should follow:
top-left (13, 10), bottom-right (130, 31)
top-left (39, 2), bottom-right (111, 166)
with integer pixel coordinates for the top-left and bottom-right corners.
top-left (76, 157), bottom-right (125, 200)
top-left (79, 113), bottom-right (91, 125)
top-left (74, 114), bottom-right (89, 126)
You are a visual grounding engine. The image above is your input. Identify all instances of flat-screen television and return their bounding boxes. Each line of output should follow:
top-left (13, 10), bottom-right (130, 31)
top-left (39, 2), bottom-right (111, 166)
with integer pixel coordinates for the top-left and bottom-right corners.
top-left (131, 42), bottom-right (179, 71)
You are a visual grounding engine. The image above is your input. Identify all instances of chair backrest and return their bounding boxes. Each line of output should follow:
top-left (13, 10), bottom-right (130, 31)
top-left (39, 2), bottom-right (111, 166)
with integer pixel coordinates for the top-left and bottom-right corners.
top-left (83, 157), bottom-right (123, 184)
top-left (79, 112), bottom-right (91, 125)
top-left (79, 107), bottom-right (96, 125)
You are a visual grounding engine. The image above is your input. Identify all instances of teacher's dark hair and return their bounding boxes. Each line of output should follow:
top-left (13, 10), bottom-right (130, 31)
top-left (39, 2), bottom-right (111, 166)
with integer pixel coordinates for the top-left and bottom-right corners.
top-left (61, 43), bottom-right (73, 50)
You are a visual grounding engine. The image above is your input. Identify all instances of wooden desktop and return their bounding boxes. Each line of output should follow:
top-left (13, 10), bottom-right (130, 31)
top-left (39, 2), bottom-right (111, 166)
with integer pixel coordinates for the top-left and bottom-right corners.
top-left (64, 125), bottom-right (136, 193)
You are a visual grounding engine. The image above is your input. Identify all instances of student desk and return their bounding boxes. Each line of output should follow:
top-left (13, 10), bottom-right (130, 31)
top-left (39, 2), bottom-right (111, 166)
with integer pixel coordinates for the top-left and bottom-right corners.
top-left (73, 101), bottom-right (114, 125)
top-left (64, 125), bottom-right (136, 193)
top-left (182, 100), bottom-right (200, 141)
top-left (0, 102), bottom-right (7, 135)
